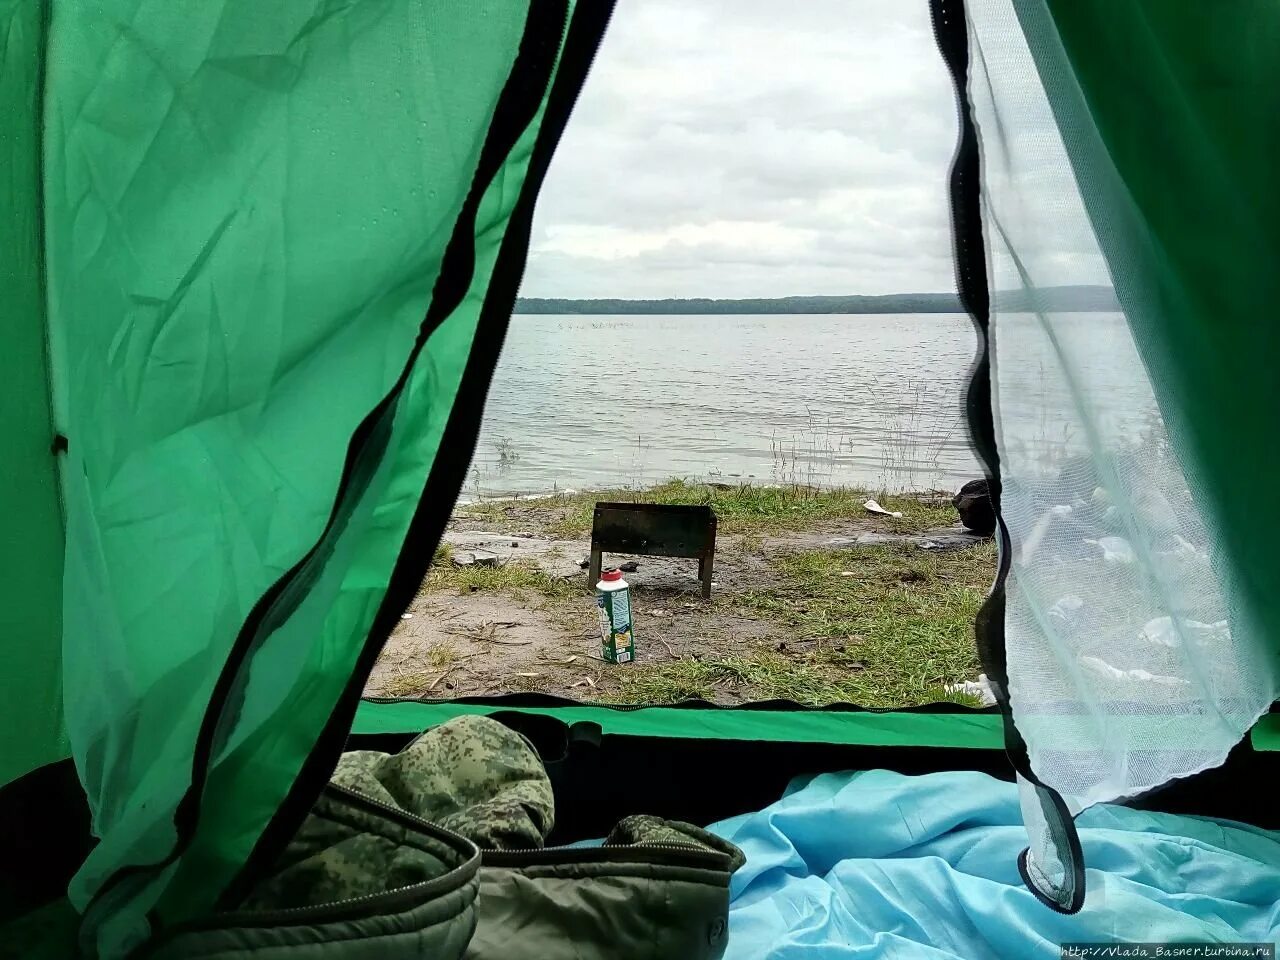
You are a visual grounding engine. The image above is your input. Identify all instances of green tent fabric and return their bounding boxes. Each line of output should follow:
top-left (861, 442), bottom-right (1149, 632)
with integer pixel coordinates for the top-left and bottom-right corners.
top-left (1024, 0), bottom-right (1280, 668)
top-left (0, 0), bottom-right (68, 792)
top-left (13, 1), bottom-right (609, 954)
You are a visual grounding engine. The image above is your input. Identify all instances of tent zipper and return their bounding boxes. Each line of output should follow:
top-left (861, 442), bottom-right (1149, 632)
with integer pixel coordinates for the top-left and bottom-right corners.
top-left (360, 694), bottom-right (986, 716)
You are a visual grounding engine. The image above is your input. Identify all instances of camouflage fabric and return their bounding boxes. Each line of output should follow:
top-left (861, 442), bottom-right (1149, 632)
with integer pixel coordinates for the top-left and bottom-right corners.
top-left (331, 715), bottom-right (553, 849)
top-left (606, 815), bottom-right (747, 871)
top-left (242, 715), bottom-right (552, 910)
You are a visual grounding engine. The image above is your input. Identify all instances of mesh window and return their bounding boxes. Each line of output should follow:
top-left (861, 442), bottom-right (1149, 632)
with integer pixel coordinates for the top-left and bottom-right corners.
top-left (967, 0), bottom-right (1277, 820)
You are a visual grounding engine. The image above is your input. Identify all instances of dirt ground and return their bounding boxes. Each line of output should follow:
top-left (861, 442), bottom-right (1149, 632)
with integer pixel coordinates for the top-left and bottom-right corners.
top-left (365, 487), bottom-right (995, 706)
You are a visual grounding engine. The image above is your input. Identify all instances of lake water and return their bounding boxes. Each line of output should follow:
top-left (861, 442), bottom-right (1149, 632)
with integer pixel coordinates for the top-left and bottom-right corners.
top-left (467, 312), bottom-right (1152, 497)
top-left (468, 313), bottom-right (983, 496)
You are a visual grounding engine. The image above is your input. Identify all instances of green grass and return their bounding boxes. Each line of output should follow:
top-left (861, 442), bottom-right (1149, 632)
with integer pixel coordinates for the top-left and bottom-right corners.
top-left (607, 652), bottom-right (853, 705)
top-left (379, 641), bottom-right (460, 698)
top-left (730, 542), bottom-right (995, 707)
top-left (464, 479), bottom-right (956, 539)
top-left (606, 650), bottom-right (987, 708)
top-left (422, 556), bottom-right (576, 601)
top-left (601, 541), bottom-right (994, 708)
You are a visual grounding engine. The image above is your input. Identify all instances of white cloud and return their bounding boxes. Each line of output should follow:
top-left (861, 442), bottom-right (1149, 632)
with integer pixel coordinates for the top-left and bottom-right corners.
top-left (519, 0), bottom-right (961, 298)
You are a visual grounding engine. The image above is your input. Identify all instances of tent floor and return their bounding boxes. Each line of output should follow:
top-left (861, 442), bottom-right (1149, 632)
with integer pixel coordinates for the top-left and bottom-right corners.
top-left (4, 705), bottom-right (1275, 925)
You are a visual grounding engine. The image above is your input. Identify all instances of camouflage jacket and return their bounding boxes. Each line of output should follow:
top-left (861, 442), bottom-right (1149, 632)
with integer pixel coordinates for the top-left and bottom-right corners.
top-left (243, 715), bottom-right (553, 909)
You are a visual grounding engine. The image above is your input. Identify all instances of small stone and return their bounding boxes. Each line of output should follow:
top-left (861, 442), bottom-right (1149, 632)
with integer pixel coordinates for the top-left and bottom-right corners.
top-left (578, 556), bottom-right (591, 569)
top-left (511, 541), bottom-right (520, 548)
top-left (618, 560), bottom-right (639, 572)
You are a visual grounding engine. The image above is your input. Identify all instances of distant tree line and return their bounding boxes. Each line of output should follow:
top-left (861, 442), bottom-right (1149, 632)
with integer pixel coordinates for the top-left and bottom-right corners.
top-left (514, 285), bottom-right (1120, 315)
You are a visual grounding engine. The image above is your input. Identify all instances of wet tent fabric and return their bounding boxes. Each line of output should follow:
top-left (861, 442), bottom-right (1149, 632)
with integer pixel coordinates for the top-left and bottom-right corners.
top-left (964, 0), bottom-right (1280, 907)
top-left (30, 1), bottom-right (598, 955)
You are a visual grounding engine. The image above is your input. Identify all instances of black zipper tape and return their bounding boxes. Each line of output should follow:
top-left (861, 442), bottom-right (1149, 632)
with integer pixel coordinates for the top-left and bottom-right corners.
top-left (928, 0), bottom-right (1084, 913)
top-left (480, 842), bottom-right (730, 872)
top-left (362, 691), bottom-right (998, 717)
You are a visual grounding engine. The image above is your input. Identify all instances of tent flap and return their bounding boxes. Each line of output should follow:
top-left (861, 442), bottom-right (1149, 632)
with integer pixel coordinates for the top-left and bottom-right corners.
top-left (39, 1), bottom-right (614, 954)
top-left (961, 0), bottom-right (1280, 909)
top-left (0, 0), bottom-right (67, 791)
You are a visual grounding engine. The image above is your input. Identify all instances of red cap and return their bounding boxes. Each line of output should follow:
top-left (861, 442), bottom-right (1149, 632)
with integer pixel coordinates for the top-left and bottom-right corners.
top-left (600, 569), bottom-right (623, 582)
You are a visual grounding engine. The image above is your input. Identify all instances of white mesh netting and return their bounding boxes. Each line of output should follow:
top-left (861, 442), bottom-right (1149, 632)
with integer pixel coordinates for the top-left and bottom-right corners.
top-left (967, 0), bottom-right (1276, 811)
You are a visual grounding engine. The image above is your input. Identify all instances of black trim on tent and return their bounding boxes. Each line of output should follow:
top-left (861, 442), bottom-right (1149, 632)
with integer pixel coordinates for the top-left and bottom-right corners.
top-left (219, 0), bottom-right (616, 911)
top-left (83, 0), bottom-right (576, 930)
top-left (365, 691), bottom-right (997, 715)
top-left (928, 0), bottom-right (1085, 913)
top-left (1017, 783), bottom-right (1086, 913)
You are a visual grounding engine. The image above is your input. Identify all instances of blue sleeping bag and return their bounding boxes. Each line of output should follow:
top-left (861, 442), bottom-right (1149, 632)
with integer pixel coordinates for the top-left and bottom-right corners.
top-left (709, 770), bottom-right (1280, 958)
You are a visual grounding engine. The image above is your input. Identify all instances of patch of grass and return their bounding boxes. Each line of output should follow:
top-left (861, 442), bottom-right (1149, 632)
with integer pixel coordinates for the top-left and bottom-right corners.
top-left (607, 651), bottom-right (852, 705)
top-left (737, 542), bottom-right (996, 707)
top-left (423, 641), bottom-right (459, 670)
top-left (379, 672), bottom-right (436, 698)
top-left (923, 687), bottom-right (987, 709)
top-left (422, 559), bottom-right (576, 601)
top-left (465, 479), bottom-right (956, 540)
top-left (378, 641), bottom-right (460, 698)
top-left (604, 646), bottom-right (990, 708)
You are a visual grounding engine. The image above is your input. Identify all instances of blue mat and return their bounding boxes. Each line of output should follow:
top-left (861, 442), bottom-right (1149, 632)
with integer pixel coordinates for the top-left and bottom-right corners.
top-left (708, 770), bottom-right (1280, 958)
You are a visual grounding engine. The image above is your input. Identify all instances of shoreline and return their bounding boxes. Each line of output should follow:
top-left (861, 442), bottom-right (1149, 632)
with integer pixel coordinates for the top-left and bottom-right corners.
top-left (457, 479), bottom-right (963, 508)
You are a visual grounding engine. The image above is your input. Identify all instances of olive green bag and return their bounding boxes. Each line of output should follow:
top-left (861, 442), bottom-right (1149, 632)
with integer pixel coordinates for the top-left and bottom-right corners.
top-left (146, 717), bottom-right (740, 960)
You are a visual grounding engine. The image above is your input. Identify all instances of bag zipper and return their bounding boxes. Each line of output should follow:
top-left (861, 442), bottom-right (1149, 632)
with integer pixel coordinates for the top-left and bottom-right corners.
top-left (480, 838), bottom-right (731, 870)
top-left (157, 784), bottom-right (728, 938)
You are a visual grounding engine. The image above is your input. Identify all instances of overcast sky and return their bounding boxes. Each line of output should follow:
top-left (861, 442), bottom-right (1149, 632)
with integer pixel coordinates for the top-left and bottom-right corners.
top-left (519, 1), bottom-right (959, 299)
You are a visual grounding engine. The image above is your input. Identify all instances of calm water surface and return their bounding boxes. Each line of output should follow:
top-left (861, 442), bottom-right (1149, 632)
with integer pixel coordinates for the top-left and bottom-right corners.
top-left (468, 313), bottom-right (1144, 496)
